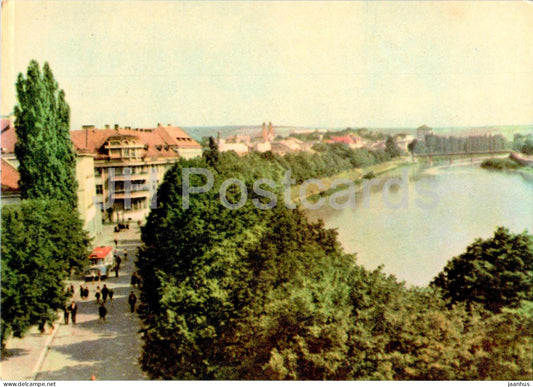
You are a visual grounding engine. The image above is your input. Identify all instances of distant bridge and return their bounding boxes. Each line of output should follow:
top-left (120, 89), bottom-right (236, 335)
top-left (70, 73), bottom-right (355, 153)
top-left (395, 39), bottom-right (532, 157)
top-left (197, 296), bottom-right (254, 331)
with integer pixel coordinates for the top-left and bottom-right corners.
top-left (413, 150), bottom-right (511, 158)
top-left (412, 150), bottom-right (512, 164)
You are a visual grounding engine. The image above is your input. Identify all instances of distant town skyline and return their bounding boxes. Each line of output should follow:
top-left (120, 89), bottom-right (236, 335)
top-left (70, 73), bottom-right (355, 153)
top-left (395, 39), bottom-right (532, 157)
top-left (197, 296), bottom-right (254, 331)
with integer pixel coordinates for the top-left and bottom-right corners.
top-left (1, 1), bottom-right (532, 130)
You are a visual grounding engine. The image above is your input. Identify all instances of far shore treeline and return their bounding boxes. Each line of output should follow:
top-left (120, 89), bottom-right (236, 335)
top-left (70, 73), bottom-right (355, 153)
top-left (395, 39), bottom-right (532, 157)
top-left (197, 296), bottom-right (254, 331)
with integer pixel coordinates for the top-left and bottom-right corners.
top-left (137, 140), bottom-right (533, 380)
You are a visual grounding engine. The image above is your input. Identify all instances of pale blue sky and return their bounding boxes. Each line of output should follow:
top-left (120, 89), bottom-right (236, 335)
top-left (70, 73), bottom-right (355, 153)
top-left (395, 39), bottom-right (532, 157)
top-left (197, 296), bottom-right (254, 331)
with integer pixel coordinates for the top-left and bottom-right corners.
top-left (1, 1), bottom-right (532, 129)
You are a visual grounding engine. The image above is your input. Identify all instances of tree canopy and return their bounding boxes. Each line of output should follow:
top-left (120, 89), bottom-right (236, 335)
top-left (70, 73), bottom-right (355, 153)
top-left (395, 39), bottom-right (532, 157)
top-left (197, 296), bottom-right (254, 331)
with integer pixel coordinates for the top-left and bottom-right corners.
top-left (136, 150), bottom-right (532, 380)
top-left (14, 60), bottom-right (78, 208)
top-left (432, 227), bottom-right (533, 313)
top-left (1, 200), bottom-right (90, 350)
top-left (1, 61), bottom-right (90, 352)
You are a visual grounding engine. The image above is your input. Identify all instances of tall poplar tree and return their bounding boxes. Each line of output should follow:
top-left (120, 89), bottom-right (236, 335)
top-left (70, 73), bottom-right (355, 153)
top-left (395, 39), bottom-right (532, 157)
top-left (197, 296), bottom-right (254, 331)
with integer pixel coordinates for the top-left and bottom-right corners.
top-left (14, 60), bottom-right (78, 208)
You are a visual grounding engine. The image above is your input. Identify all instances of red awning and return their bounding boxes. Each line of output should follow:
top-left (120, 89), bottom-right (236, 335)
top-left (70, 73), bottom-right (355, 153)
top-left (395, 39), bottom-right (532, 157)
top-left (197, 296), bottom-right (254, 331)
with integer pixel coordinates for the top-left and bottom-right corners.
top-left (89, 246), bottom-right (113, 259)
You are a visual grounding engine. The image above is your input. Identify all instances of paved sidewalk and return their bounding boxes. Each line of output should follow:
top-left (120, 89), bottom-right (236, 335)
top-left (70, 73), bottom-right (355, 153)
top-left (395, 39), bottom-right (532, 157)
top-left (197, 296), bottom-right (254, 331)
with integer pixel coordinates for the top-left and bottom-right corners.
top-left (0, 224), bottom-right (147, 381)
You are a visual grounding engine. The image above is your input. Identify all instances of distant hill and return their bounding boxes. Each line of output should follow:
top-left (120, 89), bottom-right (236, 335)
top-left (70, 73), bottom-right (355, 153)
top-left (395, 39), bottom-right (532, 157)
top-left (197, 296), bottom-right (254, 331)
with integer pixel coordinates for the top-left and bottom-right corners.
top-left (183, 124), bottom-right (533, 142)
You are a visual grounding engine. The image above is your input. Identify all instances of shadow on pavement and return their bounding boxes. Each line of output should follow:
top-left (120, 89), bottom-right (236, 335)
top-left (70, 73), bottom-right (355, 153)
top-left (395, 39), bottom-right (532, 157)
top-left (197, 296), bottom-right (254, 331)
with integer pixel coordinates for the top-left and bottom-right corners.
top-left (1, 348), bottom-right (29, 359)
top-left (35, 335), bottom-right (146, 380)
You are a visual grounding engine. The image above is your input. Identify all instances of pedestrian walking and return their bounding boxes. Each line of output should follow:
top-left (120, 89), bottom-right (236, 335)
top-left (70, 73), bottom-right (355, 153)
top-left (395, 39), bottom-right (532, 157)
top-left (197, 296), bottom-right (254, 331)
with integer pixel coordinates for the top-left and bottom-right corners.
top-left (114, 237), bottom-right (118, 247)
top-left (79, 285), bottom-right (84, 299)
top-left (102, 284), bottom-right (109, 303)
top-left (109, 288), bottom-right (114, 301)
top-left (123, 248), bottom-right (128, 262)
top-left (131, 272), bottom-right (140, 288)
top-left (84, 286), bottom-right (89, 299)
top-left (128, 291), bottom-right (137, 313)
top-left (95, 286), bottom-right (101, 304)
top-left (113, 255), bottom-right (121, 278)
top-left (98, 303), bottom-right (107, 323)
top-left (63, 306), bottom-right (70, 325)
top-left (69, 301), bottom-right (78, 324)
top-left (69, 285), bottom-right (75, 297)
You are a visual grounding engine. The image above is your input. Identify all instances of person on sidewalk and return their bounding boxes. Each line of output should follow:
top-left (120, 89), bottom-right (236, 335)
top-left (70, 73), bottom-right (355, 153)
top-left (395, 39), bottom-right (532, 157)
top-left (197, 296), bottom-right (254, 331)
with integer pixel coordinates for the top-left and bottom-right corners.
top-left (79, 284), bottom-right (85, 299)
top-left (128, 291), bottom-right (137, 313)
top-left (102, 284), bottom-right (109, 303)
top-left (84, 286), bottom-right (89, 299)
top-left (95, 286), bottom-right (101, 304)
top-left (98, 303), bottom-right (107, 323)
top-left (109, 288), bottom-right (114, 302)
top-left (69, 301), bottom-right (78, 324)
top-left (63, 306), bottom-right (70, 325)
top-left (131, 272), bottom-right (138, 288)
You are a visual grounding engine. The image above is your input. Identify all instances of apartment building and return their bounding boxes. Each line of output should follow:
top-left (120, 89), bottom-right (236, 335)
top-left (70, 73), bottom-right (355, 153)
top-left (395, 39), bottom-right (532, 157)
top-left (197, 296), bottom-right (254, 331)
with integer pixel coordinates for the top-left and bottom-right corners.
top-left (1, 119), bottom-right (202, 238)
top-left (70, 123), bottom-right (202, 222)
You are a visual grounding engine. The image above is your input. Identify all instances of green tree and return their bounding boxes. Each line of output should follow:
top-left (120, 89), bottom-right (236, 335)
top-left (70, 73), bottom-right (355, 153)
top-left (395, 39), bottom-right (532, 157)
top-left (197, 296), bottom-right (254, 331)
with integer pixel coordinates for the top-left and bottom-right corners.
top-left (432, 227), bottom-right (533, 313)
top-left (1, 200), bottom-right (90, 351)
top-left (136, 149), bottom-right (532, 380)
top-left (137, 153), bottom-right (357, 379)
top-left (522, 138), bottom-right (533, 155)
top-left (14, 60), bottom-right (78, 208)
top-left (385, 136), bottom-right (402, 158)
top-left (204, 136), bottom-right (220, 167)
top-left (407, 139), bottom-right (417, 155)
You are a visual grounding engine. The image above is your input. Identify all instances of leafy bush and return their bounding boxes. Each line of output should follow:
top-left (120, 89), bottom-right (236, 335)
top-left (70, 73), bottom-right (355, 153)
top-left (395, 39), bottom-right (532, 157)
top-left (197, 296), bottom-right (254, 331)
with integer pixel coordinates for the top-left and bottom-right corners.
top-left (481, 158), bottom-right (522, 170)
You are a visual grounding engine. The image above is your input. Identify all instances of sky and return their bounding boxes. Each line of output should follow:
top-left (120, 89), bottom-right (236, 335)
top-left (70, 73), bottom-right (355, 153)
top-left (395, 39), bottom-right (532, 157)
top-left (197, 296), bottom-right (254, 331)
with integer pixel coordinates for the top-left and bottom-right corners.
top-left (1, 0), bottom-right (532, 130)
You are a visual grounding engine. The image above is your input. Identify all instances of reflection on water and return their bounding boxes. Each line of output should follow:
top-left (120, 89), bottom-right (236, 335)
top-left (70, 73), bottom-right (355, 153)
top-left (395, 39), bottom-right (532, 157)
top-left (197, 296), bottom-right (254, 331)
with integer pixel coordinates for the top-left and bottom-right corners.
top-left (306, 164), bottom-right (533, 287)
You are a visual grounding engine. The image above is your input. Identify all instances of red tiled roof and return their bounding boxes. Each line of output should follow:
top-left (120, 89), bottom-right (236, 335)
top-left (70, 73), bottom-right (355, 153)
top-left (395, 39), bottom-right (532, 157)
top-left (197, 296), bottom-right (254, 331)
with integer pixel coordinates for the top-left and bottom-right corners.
top-left (329, 135), bottom-right (358, 144)
top-left (1, 159), bottom-right (19, 192)
top-left (70, 125), bottom-right (201, 159)
top-left (156, 125), bottom-right (198, 147)
top-left (2, 118), bottom-right (201, 160)
top-left (1, 119), bottom-right (17, 154)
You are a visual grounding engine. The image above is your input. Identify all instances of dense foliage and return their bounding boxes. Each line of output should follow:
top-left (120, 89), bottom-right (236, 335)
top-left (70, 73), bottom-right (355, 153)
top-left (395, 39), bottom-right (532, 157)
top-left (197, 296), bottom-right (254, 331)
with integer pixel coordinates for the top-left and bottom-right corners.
top-left (1, 61), bottom-right (90, 352)
top-left (137, 150), bottom-right (532, 380)
top-left (14, 60), bottom-right (78, 208)
top-left (1, 200), bottom-right (90, 350)
top-left (513, 133), bottom-right (533, 155)
top-left (432, 227), bottom-right (533, 313)
top-left (480, 158), bottom-right (522, 171)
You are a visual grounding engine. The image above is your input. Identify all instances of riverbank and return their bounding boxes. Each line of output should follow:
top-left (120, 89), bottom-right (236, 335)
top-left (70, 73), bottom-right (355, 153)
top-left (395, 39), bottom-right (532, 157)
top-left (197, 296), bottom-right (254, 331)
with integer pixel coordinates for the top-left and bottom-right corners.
top-left (304, 162), bottom-right (532, 286)
top-left (291, 157), bottom-right (411, 203)
top-left (480, 157), bottom-right (533, 183)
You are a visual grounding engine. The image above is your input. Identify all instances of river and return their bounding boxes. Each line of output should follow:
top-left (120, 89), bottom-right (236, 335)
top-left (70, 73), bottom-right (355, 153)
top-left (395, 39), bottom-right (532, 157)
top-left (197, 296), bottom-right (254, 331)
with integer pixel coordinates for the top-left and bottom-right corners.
top-left (305, 163), bottom-right (533, 287)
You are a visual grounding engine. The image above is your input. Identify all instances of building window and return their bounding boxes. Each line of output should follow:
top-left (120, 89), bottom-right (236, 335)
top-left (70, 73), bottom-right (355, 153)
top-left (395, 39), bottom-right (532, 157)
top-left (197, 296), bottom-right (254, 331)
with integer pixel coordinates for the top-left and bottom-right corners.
top-left (96, 185), bottom-right (103, 194)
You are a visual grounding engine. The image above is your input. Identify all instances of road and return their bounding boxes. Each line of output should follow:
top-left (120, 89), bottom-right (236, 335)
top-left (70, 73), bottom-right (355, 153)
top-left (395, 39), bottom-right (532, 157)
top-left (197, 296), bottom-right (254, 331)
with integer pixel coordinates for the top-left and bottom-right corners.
top-left (35, 227), bottom-right (148, 381)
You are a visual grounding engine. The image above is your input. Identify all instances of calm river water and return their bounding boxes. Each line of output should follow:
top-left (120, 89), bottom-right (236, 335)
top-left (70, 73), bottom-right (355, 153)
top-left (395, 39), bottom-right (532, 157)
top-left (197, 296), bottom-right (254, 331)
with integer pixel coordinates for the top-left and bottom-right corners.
top-left (305, 163), bottom-right (533, 287)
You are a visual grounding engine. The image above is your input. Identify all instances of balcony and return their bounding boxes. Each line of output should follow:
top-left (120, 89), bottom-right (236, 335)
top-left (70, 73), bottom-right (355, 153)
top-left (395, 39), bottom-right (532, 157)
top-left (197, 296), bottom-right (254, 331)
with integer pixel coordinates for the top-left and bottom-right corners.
top-left (112, 184), bottom-right (149, 193)
top-left (109, 173), bottom-right (148, 182)
top-left (112, 191), bottom-right (150, 200)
